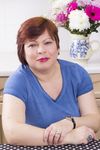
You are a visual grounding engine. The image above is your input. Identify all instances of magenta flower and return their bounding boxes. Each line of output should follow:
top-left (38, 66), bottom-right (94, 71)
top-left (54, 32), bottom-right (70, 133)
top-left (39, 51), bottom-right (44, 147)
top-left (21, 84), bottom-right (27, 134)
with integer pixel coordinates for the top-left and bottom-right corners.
top-left (85, 5), bottom-right (100, 21)
top-left (56, 12), bottom-right (67, 23)
top-left (67, 1), bottom-right (78, 14)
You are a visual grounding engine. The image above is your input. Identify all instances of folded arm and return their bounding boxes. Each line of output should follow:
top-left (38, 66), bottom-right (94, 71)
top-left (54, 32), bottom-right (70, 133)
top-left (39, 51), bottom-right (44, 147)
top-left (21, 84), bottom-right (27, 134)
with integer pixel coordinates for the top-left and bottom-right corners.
top-left (2, 91), bottom-right (100, 146)
top-left (44, 90), bottom-right (100, 145)
top-left (2, 94), bottom-right (46, 146)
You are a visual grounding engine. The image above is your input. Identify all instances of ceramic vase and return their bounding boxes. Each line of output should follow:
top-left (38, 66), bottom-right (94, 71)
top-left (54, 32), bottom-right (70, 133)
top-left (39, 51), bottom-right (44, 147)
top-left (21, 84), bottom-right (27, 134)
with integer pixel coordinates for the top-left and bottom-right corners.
top-left (69, 34), bottom-right (100, 66)
top-left (70, 34), bottom-right (93, 63)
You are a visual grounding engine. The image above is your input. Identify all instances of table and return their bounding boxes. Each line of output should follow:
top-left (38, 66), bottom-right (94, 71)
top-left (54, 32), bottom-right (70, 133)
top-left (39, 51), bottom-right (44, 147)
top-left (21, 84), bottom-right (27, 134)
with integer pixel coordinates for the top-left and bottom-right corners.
top-left (0, 139), bottom-right (100, 150)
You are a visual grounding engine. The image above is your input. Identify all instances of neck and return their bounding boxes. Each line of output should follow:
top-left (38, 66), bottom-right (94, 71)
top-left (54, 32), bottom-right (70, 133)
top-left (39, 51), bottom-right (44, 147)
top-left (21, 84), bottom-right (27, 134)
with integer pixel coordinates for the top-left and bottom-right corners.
top-left (30, 61), bottom-right (60, 82)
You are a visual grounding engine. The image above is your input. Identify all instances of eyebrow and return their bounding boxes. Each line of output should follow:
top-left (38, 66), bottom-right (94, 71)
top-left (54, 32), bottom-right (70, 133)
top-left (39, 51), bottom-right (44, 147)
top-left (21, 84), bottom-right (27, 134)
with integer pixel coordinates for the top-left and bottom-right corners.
top-left (28, 38), bottom-right (53, 43)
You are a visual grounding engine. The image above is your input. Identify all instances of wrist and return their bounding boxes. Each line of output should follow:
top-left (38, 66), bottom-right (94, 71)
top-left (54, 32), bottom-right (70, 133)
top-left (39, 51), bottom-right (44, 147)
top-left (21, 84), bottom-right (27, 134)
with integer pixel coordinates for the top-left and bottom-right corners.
top-left (65, 117), bottom-right (76, 129)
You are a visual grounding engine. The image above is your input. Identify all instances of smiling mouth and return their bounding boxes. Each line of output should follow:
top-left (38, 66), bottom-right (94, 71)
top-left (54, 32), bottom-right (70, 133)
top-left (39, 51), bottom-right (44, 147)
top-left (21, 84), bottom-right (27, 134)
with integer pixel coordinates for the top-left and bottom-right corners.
top-left (37, 57), bottom-right (49, 62)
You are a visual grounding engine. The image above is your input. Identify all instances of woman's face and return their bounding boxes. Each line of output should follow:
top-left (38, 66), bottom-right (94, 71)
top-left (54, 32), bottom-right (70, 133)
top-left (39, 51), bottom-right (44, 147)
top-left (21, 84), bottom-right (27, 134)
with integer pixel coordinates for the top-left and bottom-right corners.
top-left (24, 30), bottom-right (59, 72)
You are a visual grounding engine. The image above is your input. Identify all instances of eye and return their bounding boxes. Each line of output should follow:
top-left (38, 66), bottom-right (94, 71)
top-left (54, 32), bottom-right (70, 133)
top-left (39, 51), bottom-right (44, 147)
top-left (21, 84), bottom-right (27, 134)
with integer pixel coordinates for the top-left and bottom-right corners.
top-left (44, 41), bottom-right (53, 45)
top-left (28, 43), bottom-right (38, 48)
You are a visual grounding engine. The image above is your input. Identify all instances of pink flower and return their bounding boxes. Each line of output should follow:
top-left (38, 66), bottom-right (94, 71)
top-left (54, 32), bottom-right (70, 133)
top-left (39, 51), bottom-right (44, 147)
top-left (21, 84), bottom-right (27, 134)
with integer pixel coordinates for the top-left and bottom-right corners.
top-left (67, 1), bottom-right (78, 14)
top-left (85, 5), bottom-right (100, 21)
top-left (77, 0), bottom-right (90, 7)
top-left (91, 0), bottom-right (100, 8)
top-left (56, 12), bottom-right (67, 23)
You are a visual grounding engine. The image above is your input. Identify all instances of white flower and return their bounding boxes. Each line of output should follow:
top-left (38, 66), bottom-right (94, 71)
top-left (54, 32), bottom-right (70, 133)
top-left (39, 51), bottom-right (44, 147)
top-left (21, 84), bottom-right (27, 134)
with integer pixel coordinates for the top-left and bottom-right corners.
top-left (51, 0), bottom-right (73, 21)
top-left (68, 10), bottom-right (90, 31)
top-left (52, 0), bottom-right (73, 10)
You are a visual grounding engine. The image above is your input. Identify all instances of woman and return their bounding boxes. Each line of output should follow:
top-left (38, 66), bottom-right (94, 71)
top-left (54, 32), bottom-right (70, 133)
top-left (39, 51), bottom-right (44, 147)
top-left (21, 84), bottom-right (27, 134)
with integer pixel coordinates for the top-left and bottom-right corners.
top-left (2, 17), bottom-right (100, 146)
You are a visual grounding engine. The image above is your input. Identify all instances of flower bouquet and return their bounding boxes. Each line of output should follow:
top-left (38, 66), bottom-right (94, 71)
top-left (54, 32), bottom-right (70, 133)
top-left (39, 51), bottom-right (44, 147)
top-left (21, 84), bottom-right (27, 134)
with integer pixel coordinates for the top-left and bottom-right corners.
top-left (49, 0), bottom-right (100, 63)
top-left (50, 0), bottom-right (100, 37)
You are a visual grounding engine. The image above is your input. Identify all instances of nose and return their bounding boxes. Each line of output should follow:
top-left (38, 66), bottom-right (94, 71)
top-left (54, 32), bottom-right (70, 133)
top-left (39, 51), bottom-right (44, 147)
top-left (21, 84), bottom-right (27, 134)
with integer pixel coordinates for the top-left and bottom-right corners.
top-left (37, 45), bottom-right (46, 54)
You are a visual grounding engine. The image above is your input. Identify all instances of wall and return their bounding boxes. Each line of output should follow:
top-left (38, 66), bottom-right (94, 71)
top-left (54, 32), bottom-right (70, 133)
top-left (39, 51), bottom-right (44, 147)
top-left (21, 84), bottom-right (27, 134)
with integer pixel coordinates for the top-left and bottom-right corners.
top-left (0, 0), bottom-right (51, 52)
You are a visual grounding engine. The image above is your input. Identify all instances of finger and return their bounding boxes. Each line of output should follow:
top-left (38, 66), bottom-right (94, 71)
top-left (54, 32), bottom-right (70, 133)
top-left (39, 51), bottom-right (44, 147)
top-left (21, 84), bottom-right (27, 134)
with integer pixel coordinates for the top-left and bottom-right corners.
top-left (47, 129), bottom-right (56, 145)
top-left (87, 135), bottom-right (94, 143)
top-left (43, 126), bottom-right (52, 143)
top-left (58, 132), bottom-right (66, 144)
top-left (53, 132), bottom-right (61, 145)
top-left (88, 129), bottom-right (96, 139)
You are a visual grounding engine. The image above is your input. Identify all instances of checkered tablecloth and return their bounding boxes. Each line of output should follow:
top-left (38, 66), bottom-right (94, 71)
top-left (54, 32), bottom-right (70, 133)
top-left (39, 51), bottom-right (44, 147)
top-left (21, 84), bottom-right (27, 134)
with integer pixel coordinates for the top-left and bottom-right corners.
top-left (0, 139), bottom-right (100, 150)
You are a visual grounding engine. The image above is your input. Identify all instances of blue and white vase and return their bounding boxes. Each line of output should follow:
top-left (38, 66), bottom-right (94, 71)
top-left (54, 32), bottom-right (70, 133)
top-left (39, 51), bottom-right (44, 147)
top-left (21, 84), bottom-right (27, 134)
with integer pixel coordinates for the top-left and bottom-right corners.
top-left (69, 34), bottom-right (100, 66)
top-left (70, 34), bottom-right (92, 60)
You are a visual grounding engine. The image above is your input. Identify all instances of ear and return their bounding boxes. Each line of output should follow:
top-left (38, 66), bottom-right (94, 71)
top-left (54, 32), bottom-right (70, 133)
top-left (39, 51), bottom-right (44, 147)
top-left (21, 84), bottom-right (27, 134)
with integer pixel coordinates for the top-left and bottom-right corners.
top-left (58, 49), bottom-right (60, 55)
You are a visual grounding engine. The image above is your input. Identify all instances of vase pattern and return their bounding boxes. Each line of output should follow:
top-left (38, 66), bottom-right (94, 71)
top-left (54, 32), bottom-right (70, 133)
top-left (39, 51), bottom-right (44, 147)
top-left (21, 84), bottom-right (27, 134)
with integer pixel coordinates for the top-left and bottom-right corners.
top-left (70, 38), bottom-right (90, 59)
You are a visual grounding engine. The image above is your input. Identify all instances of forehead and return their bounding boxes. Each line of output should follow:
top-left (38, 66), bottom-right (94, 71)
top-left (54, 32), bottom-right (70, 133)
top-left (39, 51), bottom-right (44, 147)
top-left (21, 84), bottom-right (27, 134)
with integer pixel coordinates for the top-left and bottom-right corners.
top-left (26, 30), bottom-right (53, 42)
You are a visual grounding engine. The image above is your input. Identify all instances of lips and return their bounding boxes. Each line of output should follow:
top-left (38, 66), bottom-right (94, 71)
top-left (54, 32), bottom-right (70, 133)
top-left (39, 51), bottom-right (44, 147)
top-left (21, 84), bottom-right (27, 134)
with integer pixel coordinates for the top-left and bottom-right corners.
top-left (37, 57), bottom-right (49, 62)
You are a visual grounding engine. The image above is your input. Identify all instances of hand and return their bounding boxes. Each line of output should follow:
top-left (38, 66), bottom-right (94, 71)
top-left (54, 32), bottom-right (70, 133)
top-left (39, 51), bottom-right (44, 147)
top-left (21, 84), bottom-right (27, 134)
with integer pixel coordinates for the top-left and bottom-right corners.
top-left (63, 126), bottom-right (96, 145)
top-left (43, 118), bottom-right (73, 145)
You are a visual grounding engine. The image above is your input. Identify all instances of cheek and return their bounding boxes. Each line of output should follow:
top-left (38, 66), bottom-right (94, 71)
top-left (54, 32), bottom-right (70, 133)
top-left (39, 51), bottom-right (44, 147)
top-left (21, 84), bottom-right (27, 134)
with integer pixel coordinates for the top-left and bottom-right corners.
top-left (49, 44), bottom-right (58, 54)
top-left (49, 48), bottom-right (58, 56)
top-left (25, 51), bottom-right (36, 62)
